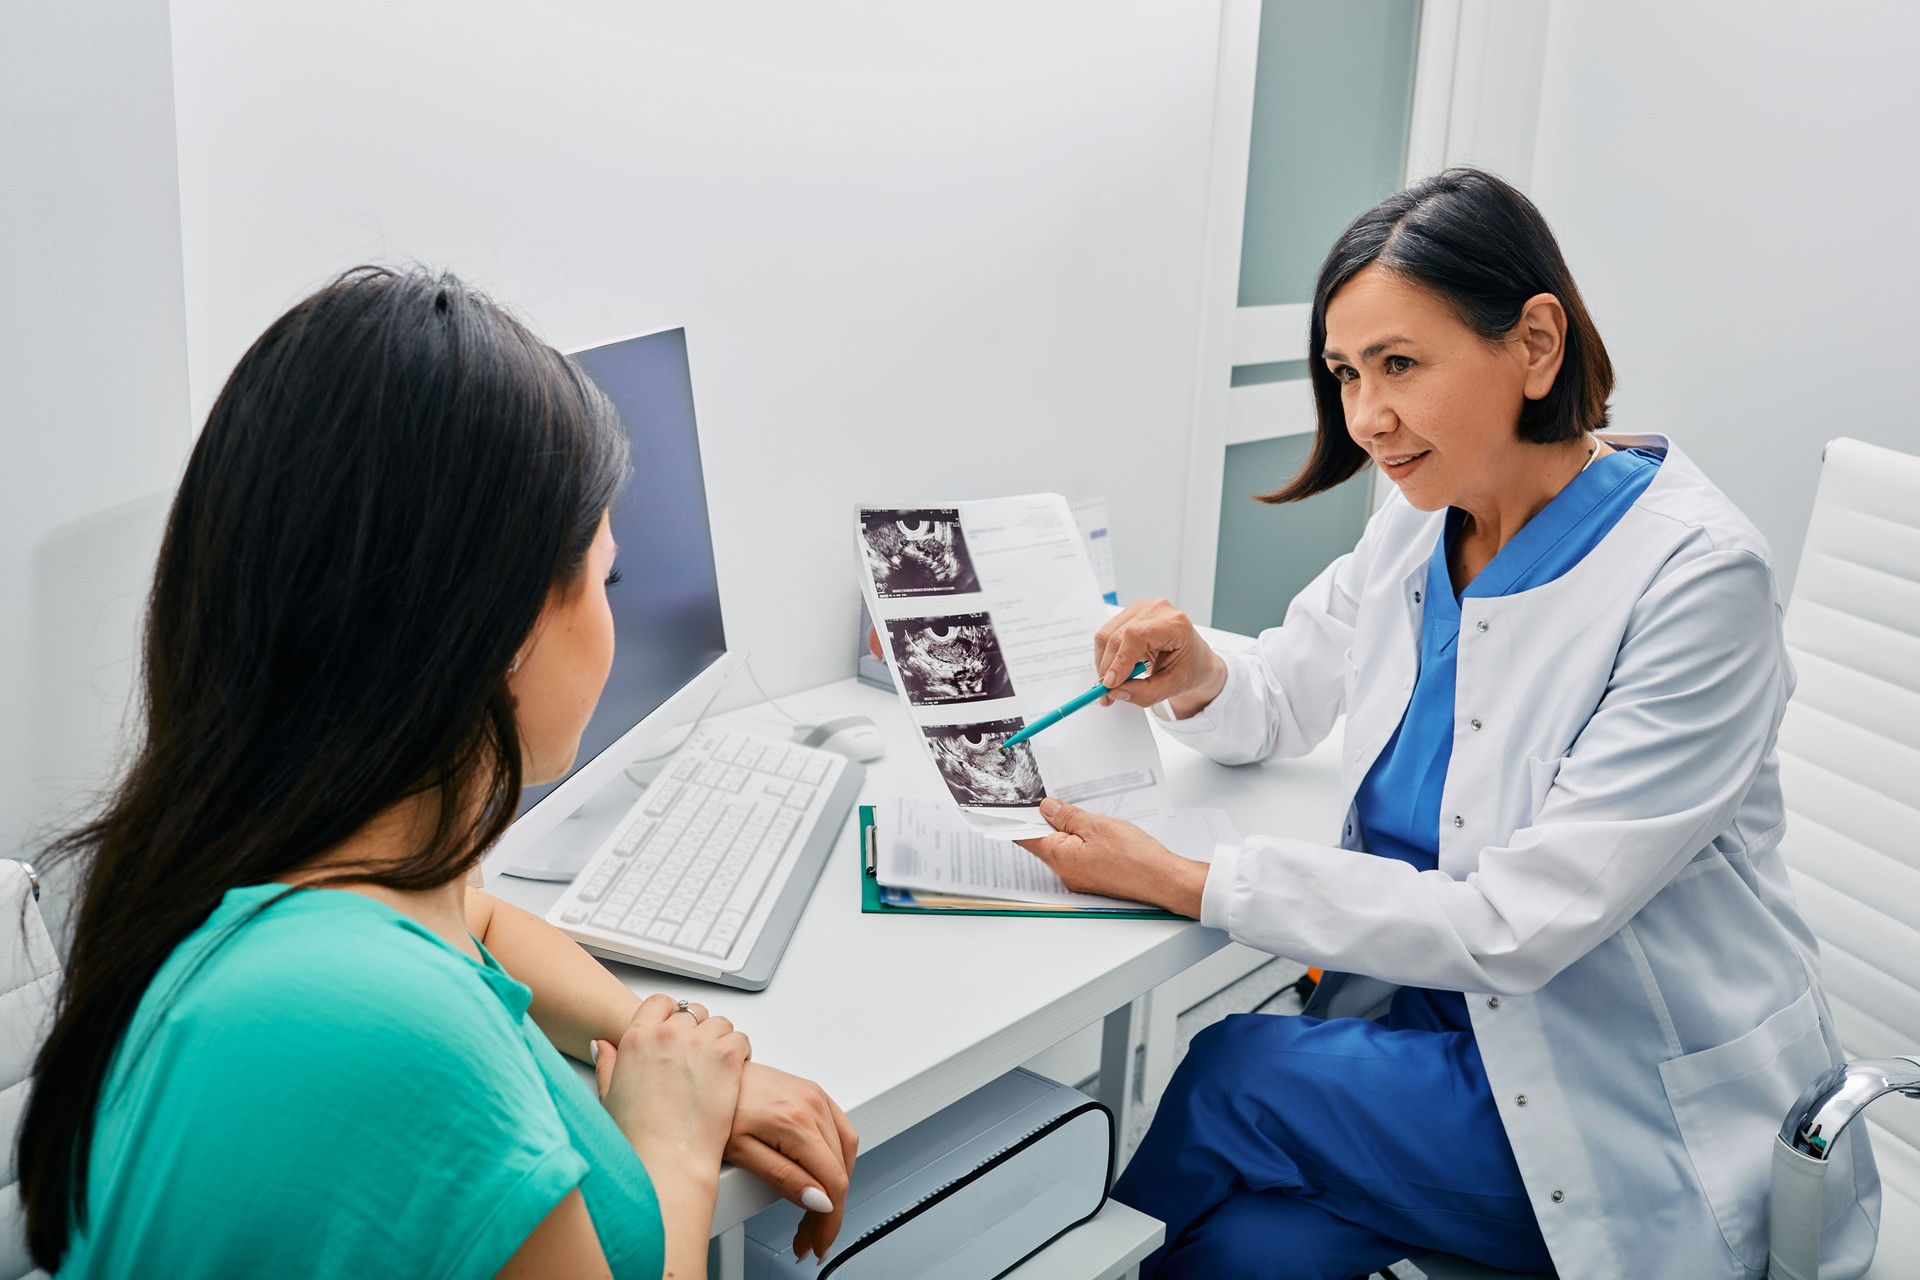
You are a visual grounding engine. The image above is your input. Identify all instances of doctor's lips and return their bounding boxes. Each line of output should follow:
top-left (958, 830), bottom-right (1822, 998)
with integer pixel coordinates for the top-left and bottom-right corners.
top-left (1376, 448), bottom-right (1431, 478)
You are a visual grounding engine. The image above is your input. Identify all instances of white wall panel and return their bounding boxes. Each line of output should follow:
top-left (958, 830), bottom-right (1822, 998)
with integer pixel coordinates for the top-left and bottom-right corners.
top-left (1530, 0), bottom-right (1920, 592)
top-left (167, 0), bottom-right (1224, 700)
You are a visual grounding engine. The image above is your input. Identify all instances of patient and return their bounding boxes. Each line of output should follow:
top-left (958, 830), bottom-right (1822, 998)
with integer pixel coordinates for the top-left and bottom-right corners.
top-left (19, 267), bottom-right (854, 1278)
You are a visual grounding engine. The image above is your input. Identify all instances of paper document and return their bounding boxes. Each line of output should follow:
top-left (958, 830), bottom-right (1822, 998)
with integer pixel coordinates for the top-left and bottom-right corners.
top-left (877, 794), bottom-right (1240, 911)
top-left (857, 495), bottom-right (1168, 837)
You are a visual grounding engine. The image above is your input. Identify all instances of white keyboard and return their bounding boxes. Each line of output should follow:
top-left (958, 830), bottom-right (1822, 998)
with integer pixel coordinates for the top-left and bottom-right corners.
top-left (547, 726), bottom-right (854, 974)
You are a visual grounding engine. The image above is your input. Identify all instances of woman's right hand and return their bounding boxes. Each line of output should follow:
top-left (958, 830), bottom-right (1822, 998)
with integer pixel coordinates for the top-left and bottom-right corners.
top-left (1094, 599), bottom-right (1228, 719)
top-left (594, 993), bottom-right (750, 1184)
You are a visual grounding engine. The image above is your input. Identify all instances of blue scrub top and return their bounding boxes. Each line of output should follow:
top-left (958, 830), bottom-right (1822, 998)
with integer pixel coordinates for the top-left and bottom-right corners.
top-left (1354, 445), bottom-right (1664, 1029)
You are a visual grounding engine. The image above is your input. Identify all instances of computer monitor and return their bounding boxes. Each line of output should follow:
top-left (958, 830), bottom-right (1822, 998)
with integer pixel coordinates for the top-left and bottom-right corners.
top-left (486, 326), bottom-right (736, 882)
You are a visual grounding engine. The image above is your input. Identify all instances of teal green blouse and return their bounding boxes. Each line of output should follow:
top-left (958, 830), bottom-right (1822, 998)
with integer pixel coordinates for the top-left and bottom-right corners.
top-left (59, 884), bottom-right (665, 1279)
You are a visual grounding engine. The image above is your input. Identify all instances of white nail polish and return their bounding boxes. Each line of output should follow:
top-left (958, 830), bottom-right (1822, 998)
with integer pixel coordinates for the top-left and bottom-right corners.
top-left (589, 1039), bottom-right (600, 1064)
top-left (800, 1187), bottom-right (833, 1214)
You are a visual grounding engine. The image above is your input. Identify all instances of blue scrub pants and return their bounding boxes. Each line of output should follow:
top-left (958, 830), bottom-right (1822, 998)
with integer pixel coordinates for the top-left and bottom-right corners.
top-left (1112, 993), bottom-right (1556, 1280)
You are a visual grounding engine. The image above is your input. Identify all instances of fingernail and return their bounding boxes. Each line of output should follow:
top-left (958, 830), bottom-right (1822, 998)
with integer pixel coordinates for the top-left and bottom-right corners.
top-left (1104, 669), bottom-right (1119, 686)
top-left (1040, 797), bottom-right (1061, 816)
top-left (589, 1039), bottom-right (601, 1064)
top-left (800, 1187), bottom-right (833, 1214)
top-left (1111, 690), bottom-right (1130, 703)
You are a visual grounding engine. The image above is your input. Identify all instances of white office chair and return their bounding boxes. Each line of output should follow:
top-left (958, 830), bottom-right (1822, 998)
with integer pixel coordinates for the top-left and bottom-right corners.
top-left (1764, 437), bottom-right (1920, 1279)
top-left (0, 860), bottom-right (58, 1280)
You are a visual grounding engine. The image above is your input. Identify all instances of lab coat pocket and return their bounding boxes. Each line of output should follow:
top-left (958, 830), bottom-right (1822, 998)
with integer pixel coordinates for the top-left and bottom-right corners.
top-left (1659, 987), bottom-right (1832, 1271)
top-left (1523, 754), bottom-right (1564, 823)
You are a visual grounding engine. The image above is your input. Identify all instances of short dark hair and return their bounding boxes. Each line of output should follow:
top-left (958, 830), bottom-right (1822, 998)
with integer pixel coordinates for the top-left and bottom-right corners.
top-left (1259, 167), bottom-right (1614, 504)
top-left (20, 266), bottom-right (630, 1268)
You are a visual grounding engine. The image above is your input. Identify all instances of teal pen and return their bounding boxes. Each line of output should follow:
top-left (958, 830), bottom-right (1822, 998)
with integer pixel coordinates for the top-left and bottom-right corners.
top-left (1001, 661), bottom-right (1150, 751)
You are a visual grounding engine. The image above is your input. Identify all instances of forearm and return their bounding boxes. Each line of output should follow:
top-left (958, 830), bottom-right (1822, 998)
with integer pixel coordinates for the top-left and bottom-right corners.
top-left (651, 1171), bottom-right (719, 1280)
top-left (466, 888), bottom-right (641, 1061)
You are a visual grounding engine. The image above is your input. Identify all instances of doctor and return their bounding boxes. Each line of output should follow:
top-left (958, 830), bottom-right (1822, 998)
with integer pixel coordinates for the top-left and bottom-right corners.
top-left (1017, 169), bottom-right (1880, 1279)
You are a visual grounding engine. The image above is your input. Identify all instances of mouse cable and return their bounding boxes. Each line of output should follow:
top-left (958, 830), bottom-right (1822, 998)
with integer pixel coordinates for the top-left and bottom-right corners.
top-left (622, 650), bottom-right (801, 787)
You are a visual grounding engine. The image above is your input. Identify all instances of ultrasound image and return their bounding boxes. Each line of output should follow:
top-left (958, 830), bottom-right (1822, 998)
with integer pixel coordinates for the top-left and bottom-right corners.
top-left (860, 509), bottom-right (980, 598)
top-left (886, 613), bottom-right (1014, 707)
top-left (923, 719), bottom-right (1046, 808)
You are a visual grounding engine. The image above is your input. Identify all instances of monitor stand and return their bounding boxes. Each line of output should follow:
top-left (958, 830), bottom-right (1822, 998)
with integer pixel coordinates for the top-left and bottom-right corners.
top-left (498, 766), bottom-right (650, 882)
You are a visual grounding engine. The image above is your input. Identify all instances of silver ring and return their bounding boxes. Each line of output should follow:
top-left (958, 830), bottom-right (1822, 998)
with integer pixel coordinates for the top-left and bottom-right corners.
top-left (674, 998), bottom-right (699, 1022)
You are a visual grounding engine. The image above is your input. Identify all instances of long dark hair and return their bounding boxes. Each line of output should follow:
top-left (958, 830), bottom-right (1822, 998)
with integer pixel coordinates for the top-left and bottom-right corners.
top-left (18, 266), bottom-right (629, 1268)
top-left (1261, 167), bottom-right (1614, 503)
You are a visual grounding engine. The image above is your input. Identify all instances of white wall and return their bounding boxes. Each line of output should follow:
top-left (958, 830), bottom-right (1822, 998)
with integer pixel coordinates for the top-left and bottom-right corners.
top-left (167, 0), bottom-right (1224, 702)
top-left (1528, 0), bottom-right (1920, 594)
top-left (0, 0), bottom-right (193, 881)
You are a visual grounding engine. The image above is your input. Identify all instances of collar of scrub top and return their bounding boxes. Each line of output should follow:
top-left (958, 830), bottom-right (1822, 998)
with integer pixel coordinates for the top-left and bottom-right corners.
top-left (1431, 444), bottom-right (1656, 616)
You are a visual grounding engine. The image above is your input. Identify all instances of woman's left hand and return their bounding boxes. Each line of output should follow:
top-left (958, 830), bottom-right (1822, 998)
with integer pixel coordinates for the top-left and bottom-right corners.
top-left (726, 1063), bottom-right (859, 1262)
top-left (1016, 797), bottom-right (1209, 918)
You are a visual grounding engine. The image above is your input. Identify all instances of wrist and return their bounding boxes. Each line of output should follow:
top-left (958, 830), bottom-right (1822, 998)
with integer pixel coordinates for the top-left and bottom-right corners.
top-left (631, 1135), bottom-right (726, 1192)
top-left (1158, 857), bottom-right (1209, 919)
top-left (1169, 652), bottom-right (1228, 721)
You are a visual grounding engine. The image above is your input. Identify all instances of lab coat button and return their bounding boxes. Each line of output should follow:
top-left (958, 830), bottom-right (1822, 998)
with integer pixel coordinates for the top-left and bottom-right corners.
top-left (1551, 1190), bottom-right (1565, 1203)
top-left (1470, 718), bottom-right (1482, 730)
top-left (1413, 589), bottom-right (1422, 603)
top-left (1453, 815), bottom-right (1464, 828)
top-left (1476, 619), bottom-right (1490, 632)
top-left (1486, 996), bottom-right (1500, 1009)
top-left (1516, 1094), bottom-right (1529, 1106)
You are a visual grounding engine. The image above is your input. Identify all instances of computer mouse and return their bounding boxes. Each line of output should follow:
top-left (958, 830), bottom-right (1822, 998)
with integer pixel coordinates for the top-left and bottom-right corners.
top-left (797, 714), bottom-right (886, 762)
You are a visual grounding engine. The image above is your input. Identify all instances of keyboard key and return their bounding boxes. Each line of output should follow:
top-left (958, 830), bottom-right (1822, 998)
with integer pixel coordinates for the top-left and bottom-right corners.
top-left (645, 921), bottom-right (678, 943)
top-left (800, 756), bottom-right (829, 785)
top-left (762, 777), bottom-right (792, 798)
top-left (561, 908), bottom-right (587, 924)
top-left (719, 766), bottom-right (749, 792)
top-left (777, 756), bottom-right (805, 780)
top-left (643, 784), bottom-right (681, 817)
top-left (674, 920), bottom-right (709, 950)
top-left (784, 784), bottom-right (816, 810)
top-left (672, 758), bottom-right (701, 781)
top-left (577, 881), bottom-right (608, 903)
top-left (591, 907), bottom-right (624, 929)
top-left (712, 739), bottom-right (738, 764)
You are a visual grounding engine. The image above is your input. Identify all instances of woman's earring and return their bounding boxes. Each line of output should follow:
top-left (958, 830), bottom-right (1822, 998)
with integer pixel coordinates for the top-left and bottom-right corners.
top-left (508, 654), bottom-right (522, 675)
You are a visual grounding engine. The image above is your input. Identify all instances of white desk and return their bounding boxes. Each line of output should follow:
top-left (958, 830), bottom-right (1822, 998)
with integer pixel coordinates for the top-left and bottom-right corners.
top-left (486, 675), bottom-right (1345, 1272)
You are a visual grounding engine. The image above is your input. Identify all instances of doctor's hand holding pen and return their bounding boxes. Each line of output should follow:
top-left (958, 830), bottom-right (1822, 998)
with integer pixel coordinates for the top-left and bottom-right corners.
top-left (1091, 598), bottom-right (1228, 721)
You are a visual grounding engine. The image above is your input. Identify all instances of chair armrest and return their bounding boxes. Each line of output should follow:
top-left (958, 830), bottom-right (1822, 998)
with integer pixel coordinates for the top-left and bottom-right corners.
top-left (1780, 1056), bottom-right (1920, 1159)
top-left (1769, 1056), bottom-right (1920, 1280)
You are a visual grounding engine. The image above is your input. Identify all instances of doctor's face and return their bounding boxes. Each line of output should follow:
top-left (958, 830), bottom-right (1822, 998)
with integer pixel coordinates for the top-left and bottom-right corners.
top-left (1322, 266), bottom-right (1557, 513)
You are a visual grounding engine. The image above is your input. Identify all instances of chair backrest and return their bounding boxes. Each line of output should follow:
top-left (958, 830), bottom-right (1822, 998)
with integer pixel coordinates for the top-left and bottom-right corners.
top-left (1776, 437), bottom-right (1920, 1162)
top-left (0, 861), bottom-right (57, 1280)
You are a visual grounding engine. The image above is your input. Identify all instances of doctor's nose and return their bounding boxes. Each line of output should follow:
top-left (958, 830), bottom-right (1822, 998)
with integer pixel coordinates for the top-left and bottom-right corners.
top-left (1346, 387), bottom-right (1397, 443)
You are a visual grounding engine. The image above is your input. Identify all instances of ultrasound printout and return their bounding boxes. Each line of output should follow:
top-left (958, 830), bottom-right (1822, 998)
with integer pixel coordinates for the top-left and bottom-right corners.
top-left (856, 494), bottom-right (1166, 837)
top-left (886, 613), bottom-right (1014, 706)
top-left (860, 509), bottom-right (980, 598)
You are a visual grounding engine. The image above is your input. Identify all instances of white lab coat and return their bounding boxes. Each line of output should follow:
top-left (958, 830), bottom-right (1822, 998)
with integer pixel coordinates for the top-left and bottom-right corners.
top-left (1156, 434), bottom-right (1880, 1279)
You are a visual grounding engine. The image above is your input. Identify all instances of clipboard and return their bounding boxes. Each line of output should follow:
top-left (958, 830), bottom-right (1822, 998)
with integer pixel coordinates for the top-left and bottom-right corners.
top-left (858, 805), bottom-right (1181, 921)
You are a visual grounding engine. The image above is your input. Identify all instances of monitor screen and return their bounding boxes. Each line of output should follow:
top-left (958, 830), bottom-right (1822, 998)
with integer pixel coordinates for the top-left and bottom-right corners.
top-left (516, 327), bottom-right (728, 816)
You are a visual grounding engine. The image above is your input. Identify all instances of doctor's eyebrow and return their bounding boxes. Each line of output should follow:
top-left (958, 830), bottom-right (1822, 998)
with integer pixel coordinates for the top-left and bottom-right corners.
top-left (1321, 336), bottom-right (1415, 363)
